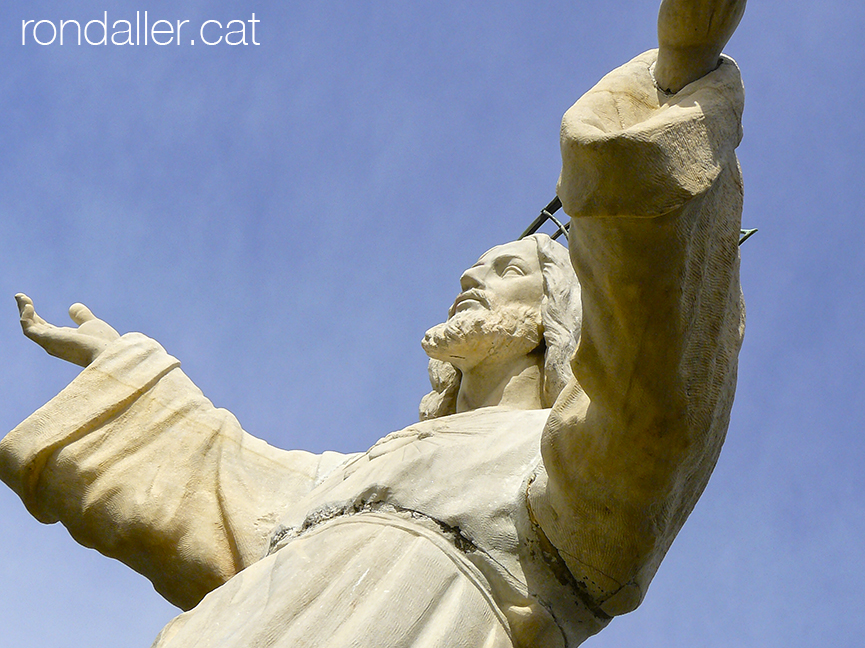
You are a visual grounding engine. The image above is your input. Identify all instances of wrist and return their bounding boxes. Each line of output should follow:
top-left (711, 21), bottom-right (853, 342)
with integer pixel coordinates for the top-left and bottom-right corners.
top-left (653, 46), bottom-right (721, 93)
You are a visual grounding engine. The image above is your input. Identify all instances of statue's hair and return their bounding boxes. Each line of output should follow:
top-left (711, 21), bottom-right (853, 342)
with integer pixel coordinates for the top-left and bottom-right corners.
top-left (419, 234), bottom-right (581, 420)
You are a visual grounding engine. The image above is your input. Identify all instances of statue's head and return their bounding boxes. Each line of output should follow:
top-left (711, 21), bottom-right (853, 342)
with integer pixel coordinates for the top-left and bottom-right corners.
top-left (420, 234), bottom-right (581, 419)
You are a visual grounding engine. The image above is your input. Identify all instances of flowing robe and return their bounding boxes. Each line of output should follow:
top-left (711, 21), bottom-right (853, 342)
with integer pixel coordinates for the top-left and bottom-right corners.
top-left (0, 49), bottom-right (745, 647)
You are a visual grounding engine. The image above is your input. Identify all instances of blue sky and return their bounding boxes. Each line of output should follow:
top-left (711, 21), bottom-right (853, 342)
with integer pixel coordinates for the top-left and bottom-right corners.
top-left (1, 1), bottom-right (862, 646)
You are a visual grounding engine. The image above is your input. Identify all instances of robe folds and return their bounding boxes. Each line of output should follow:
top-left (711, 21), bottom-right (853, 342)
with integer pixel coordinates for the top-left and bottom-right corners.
top-left (1, 49), bottom-right (745, 647)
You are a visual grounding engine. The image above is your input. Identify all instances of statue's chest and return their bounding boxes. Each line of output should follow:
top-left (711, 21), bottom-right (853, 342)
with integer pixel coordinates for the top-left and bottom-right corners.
top-left (277, 408), bottom-right (550, 557)
top-left (267, 408), bottom-right (607, 647)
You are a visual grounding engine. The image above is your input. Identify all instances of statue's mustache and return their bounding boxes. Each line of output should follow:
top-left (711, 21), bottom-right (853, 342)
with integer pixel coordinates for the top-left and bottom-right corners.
top-left (448, 289), bottom-right (489, 319)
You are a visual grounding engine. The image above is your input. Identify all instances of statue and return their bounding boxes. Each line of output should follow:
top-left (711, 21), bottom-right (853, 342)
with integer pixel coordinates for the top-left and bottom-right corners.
top-left (0, 1), bottom-right (748, 646)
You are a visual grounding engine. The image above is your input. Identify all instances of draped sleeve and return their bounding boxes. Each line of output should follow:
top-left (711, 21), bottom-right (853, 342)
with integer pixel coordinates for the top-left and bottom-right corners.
top-left (532, 50), bottom-right (746, 616)
top-left (0, 333), bottom-right (350, 610)
top-left (557, 49), bottom-right (744, 219)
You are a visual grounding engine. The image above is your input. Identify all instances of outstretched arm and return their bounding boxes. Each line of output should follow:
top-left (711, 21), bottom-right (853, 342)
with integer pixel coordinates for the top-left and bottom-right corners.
top-left (531, 0), bottom-right (747, 617)
top-left (2, 296), bottom-right (351, 610)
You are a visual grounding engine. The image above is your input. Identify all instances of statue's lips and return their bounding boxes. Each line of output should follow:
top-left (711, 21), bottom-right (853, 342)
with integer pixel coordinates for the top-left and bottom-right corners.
top-left (449, 290), bottom-right (489, 317)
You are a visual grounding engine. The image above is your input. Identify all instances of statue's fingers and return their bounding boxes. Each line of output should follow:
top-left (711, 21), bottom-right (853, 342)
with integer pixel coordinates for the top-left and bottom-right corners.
top-left (68, 303), bottom-right (96, 325)
top-left (15, 293), bottom-right (33, 316)
top-left (15, 293), bottom-right (48, 328)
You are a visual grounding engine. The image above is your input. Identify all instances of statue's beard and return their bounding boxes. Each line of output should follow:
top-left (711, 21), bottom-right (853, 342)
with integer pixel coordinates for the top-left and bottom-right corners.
top-left (422, 304), bottom-right (543, 370)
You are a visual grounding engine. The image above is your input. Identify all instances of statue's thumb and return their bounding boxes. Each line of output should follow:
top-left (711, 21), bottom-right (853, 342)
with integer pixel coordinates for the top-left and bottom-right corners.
top-left (69, 303), bottom-right (96, 325)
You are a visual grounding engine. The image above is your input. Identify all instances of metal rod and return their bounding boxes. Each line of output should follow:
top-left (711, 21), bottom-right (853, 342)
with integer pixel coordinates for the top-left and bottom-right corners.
top-left (739, 228), bottom-right (758, 245)
top-left (519, 196), bottom-right (562, 239)
top-left (548, 213), bottom-right (569, 242)
top-left (522, 197), bottom-right (757, 247)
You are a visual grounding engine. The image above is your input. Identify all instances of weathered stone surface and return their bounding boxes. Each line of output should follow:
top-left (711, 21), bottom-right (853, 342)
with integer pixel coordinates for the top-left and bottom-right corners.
top-left (2, 2), bottom-right (747, 645)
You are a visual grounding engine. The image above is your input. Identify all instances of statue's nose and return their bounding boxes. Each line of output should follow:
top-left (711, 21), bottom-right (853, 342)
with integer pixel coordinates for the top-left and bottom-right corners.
top-left (459, 266), bottom-right (484, 292)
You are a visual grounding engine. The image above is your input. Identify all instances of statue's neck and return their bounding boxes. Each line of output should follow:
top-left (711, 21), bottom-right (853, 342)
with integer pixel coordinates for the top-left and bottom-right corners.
top-left (455, 353), bottom-right (544, 413)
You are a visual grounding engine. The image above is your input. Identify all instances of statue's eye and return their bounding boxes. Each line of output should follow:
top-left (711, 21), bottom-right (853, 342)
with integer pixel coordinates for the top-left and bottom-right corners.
top-left (502, 264), bottom-right (526, 277)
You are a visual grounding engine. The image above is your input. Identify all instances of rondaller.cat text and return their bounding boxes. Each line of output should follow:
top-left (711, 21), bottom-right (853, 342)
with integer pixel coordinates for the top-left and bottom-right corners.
top-left (22, 12), bottom-right (260, 46)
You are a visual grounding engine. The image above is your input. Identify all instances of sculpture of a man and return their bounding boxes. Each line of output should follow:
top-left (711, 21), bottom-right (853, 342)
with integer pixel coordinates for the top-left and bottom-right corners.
top-left (1, 1), bottom-right (748, 646)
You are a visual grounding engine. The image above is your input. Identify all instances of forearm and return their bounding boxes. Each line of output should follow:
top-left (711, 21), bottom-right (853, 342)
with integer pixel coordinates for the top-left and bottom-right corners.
top-left (655, 0), bottom-right (747, 93)
top-left (0, 334), bottom-right (345, 610)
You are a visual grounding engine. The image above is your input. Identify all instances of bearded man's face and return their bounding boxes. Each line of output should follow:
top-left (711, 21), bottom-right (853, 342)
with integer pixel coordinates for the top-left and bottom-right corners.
top-left (422, 239), bottom-right (545, 372)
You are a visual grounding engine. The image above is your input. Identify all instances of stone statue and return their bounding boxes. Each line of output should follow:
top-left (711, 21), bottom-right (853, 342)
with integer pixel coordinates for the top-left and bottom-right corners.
top-left (1, 1), bottom-right (748, 646)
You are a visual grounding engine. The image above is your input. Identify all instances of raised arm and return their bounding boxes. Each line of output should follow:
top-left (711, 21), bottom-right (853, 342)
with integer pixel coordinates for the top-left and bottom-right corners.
top-left (530, 0), bottom-right (747, 617)
top-left (2, 296), bottom-right (351, 610)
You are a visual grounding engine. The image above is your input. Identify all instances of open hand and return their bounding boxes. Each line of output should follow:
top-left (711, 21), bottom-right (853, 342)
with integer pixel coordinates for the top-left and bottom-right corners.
top-left (16, 293), bottom-right (120, 367)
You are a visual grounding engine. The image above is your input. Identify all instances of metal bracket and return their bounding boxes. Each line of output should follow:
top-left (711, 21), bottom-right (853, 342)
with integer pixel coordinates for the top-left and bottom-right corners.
top-left (521, 196), bottom-right (757, 246)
